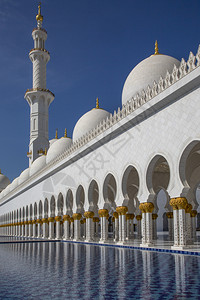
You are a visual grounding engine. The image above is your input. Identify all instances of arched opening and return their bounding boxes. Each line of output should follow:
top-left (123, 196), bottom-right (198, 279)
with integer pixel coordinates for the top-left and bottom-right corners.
top-left (57, 193), bottom-right (64, 216)
top-left (88, 180), bottom-right (99, 215)
top-left (76, 185), bottom-right (85, 215)
top-left (44, 199), bottom-right (48, 218)
top-left (50, 196), bottom-right (55, 217)
top-left (38, 201), bottom-right (43, 218)
top-left (66, 189), bottom-right (73, 216)
top-left (103, 173), bottom-right (117, 213)
top-left (122, 165), bottom-right (140, 213)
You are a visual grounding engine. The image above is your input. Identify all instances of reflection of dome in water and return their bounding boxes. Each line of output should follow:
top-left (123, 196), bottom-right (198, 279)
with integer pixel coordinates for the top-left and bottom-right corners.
top-left (122, 42), bottom-right (180, 105)
top-left (73, 99), bottom-right (110, 142)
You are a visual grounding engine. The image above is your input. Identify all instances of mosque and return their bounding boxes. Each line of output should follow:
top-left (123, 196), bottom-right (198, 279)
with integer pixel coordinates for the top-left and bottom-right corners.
top-left (0, 4), bottom-right (200, 250)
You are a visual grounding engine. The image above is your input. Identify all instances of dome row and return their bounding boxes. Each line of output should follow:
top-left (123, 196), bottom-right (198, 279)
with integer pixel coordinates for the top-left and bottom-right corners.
top-left (0, 43), bottom-right (180, 198)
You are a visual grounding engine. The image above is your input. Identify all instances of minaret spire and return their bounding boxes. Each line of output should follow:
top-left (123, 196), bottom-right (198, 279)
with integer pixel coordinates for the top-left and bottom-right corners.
top-left (25, 4), bottom-right (54, 165)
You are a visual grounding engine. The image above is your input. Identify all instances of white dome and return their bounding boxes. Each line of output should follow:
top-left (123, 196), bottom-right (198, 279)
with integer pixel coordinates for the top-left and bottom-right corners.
top-left (30, 155), bottom-right (46, 176)
top-left (46, 137), bottom-right (72, 164)
top-left (122, 54), bottom-right (180, 105)
top-left (18, 168), bottom-right (30, 185)
top-left (10, 178), bottom-right (19, 192)
top-left (49, 138), bottom-right (58, 147)
top-left (73, 108), bottom-right (110, 141)
top-left (0, 173), bottom-right (10, 192)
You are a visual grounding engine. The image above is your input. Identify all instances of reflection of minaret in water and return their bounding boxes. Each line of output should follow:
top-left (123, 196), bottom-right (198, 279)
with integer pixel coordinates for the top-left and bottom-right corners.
top-left (25, 3), bottom-right (54, 165)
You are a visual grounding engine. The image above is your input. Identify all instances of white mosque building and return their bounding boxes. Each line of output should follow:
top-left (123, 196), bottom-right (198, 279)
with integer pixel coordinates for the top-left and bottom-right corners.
top-left (0, 4), bottom-right (200, 250)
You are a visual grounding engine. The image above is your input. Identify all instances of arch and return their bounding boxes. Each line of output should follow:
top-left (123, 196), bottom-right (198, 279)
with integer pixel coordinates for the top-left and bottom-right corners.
top-left (57, 193), bottom-right (64, 216)
top-left (44, 198), bottom-right (49, 218)
top-left (66, 189), bottom-right (73, 216)
top-left (179, 140), bottom-right (200, 188)
top-left (50, 196), bottom-right (55, 217)
top-left (146, 155), bottom-right (170, 194)
top-left (34, 202), bottom-right (37, 219)
top-left (103, 173), bottom-right (117, 212)
top-left (25, 205), bottom-right (29, 219)
top-left (38, 200), bottom-right (43, 218)
top-left (88, 179), bottom-right (99, 214)
top-left (29, 204), bottom-right (33, 219)
top-left (76, 185), bottom-right (85, 214)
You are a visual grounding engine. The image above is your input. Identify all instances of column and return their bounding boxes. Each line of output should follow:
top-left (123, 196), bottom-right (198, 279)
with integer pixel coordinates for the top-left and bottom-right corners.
top-left (190, 210), bottom-right (197, 243)
top-left (98, 209), bottom-right (108, 243)
top-left (139, 202), bottom-right (154, 247)
top-left (63, 215), bottom-right (70, 240)
top-left (25, 221), bottom-right (29, 237)
top-left (70, 217), bottom-right (74, 239)
top-left (22, 221), bottom-right (25, 237)
top-left (93, 217), bottom-right (99, 239)
top-left (185, 204), bottom-right (193, 245)
top-left (116, 206), bottom-right (128, 243)
top-left (42, 218), bottom-right (49, 238)
top-left (166, 212), bottom-right (173, 241)
top-left (170, 197), bottom-right (188, 249)
top-left (152, 214), bottom-right (158, 240)
top-left (28, 220), bottom-right (33, 237)
top-left (83, 218), bottom-right (86, 238)
top-left (32, 220), bottom-right (37, 238)
top-left (84, 211), bottom-right (94, 242)
top-left (48, 217), bottom-right (55, 239)
top-left (136, 215), bottom-right (142, 239)
top-left (72, 213), bottom-right (82, 241)
top-left (113, 212), bottom-right (119, 241)
top-left (37, 218), bottom-right (42, 238)
top-left (55, 216), bottom-right (61, 239)
top-left (126, 214), bottom-right (134, 241)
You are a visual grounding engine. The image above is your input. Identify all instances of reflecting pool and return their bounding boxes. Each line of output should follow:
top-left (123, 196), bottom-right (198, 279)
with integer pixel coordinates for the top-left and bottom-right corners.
top-left (0, 240), bottom-right (200, 299)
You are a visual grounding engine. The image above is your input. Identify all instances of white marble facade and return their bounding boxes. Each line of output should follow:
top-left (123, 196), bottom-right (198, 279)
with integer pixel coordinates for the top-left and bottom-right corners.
top-left (0, 5), bottom-right (200, 250)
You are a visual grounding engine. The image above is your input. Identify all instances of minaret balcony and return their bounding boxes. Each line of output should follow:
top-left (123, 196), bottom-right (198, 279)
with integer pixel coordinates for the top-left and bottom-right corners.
top-left (29, 48), bottom-right (50, 55)
top-left (25, 88), bottom-right (55, 105)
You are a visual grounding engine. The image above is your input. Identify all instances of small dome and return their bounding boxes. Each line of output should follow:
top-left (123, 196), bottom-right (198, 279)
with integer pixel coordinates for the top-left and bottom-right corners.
top-left (73, 105), bottom-right (110, 142)
top-left (46, 137), bottom-right (72, 164)
top-left (122, 53), bottom-right (180, 105)
top-left (49, 138), bottom-right (57, 147)
top-left (18, 168), bottom-right (30, 185)
top-left (30, 155), bottom-right (46, 176)
top-left (0, 172), bottom-right (10, 192)
top-left (9, 178), bottom-right (19, 192)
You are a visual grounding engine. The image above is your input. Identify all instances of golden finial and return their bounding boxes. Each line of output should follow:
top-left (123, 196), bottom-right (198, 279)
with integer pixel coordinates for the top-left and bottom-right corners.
top-left (64, 128), bottom-right (67, 138)
top-left (36, 2), bottom-right (43, 23)
top-left (96, 97), bottom-right (100, 109)
top-left (154, 40), bottom-right (159, 55)
top-left (44, 148), bottom-right (47, 155)
top-left (0, 169), bottom-right (1, 174)
top-left (55, 129), bottom-right (58, 139)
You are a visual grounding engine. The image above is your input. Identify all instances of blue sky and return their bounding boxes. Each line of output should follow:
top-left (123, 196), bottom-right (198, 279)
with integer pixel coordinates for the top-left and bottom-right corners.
top-left (0, 0), bottom-right (200, 181)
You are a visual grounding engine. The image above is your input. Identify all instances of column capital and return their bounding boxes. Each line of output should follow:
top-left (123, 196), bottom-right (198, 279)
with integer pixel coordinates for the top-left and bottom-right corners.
top-left (98, 209), bottom-right (109, 218)
top-left (152, 213), bottom-right (158, 220)
top-left (42, 218), bottom-right (48, 223)
top-left (72, 213), bottom-right (82, 220)
top-left (84, 211), bottom-right (94, 219)
top-left (113, 212), bottom-right (119, 219)
top-left (55, 216), bottom-right (62, 222)
top-left (126, 213), bottom-right (135, 220)
top-left (93, 217), bottom-right (100, 222)
top-left (185, 203), bottom-right (192, 214)
top-left (70, 217), bottom-right (74, 223)
top-left (63, 215), bottom-right (70, 222)
top-left (170, 197), bottom-right (187, 210)
top-left (116, 206), bottom-right (128, 215)
top-left (48, 217), bottom-right (55, 222)
top-left (139, 202), bottom-right (154, 213)
top-left (36, 219), bottom-right (42, 224)
top-left (190, 210), bottom-right (197, 217)
top-left (166, 212), bottom-right (173, 219)
top-left (136, 215), bottom-right (142, 221)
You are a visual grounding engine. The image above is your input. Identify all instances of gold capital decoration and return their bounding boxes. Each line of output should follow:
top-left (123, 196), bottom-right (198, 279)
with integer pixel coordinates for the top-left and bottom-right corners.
top-left (112, 217), bottom-right (115, 222)
top-left (63, 215), bottom-right (70, 222)
top-left (116, 206), bottom-right (128, 215)
top-left (190, 210), bottom-right (197, 217)
top-left (36, 2), bottom-right (43, 22)
top-left (136, 215), bottom-right (142, 221)
top-left (113, 212), bottom-right (119, 219)
top-left (48, 217), bottom-right (55, 222)
top-left (32, 220), bottom-right (36, 224)
top-left (185, 203), bottom-right (192, 214)
top-left (80, 220), bottom-right (84, 224)
top-left (42, 218), bottom-right (48, 224)
top-left (98, 209), bottom-right (109, 218)
top-left (139, 202), bottom-right (154, 213)
top-left (84, 211), bottom-right (94, 219)
top-left (152, 213), bottom-right (158, 220)
top-left (166, 212), bottom-right (173, 219)
top-left (55, 216), bottom-right (62, 222)
top-left (70, 217), bottom-right (74, 223)
top-left (93, 217), bottom-right (100, 222)
top-left (126, 213), bottom-right (135, 220)
top-left (72, 213), bottom-right (82, 220)
top-left (170, 197), bottom-right (188, 210)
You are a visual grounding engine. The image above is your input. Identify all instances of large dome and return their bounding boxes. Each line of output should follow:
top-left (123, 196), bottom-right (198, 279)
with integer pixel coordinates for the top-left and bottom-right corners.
top-left (73, 103), bottom-right (110, 142)
top-left (46, 136), bottom-right (72, 164)
top-left (0, 172), bottom-right (10, 192)
top-left (122, 53), bottom-right (180, 105)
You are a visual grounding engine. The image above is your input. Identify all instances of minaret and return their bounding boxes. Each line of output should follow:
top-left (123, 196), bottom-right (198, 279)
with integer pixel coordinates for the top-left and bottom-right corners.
top-left (25, 3), bottom-right (54, 165)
